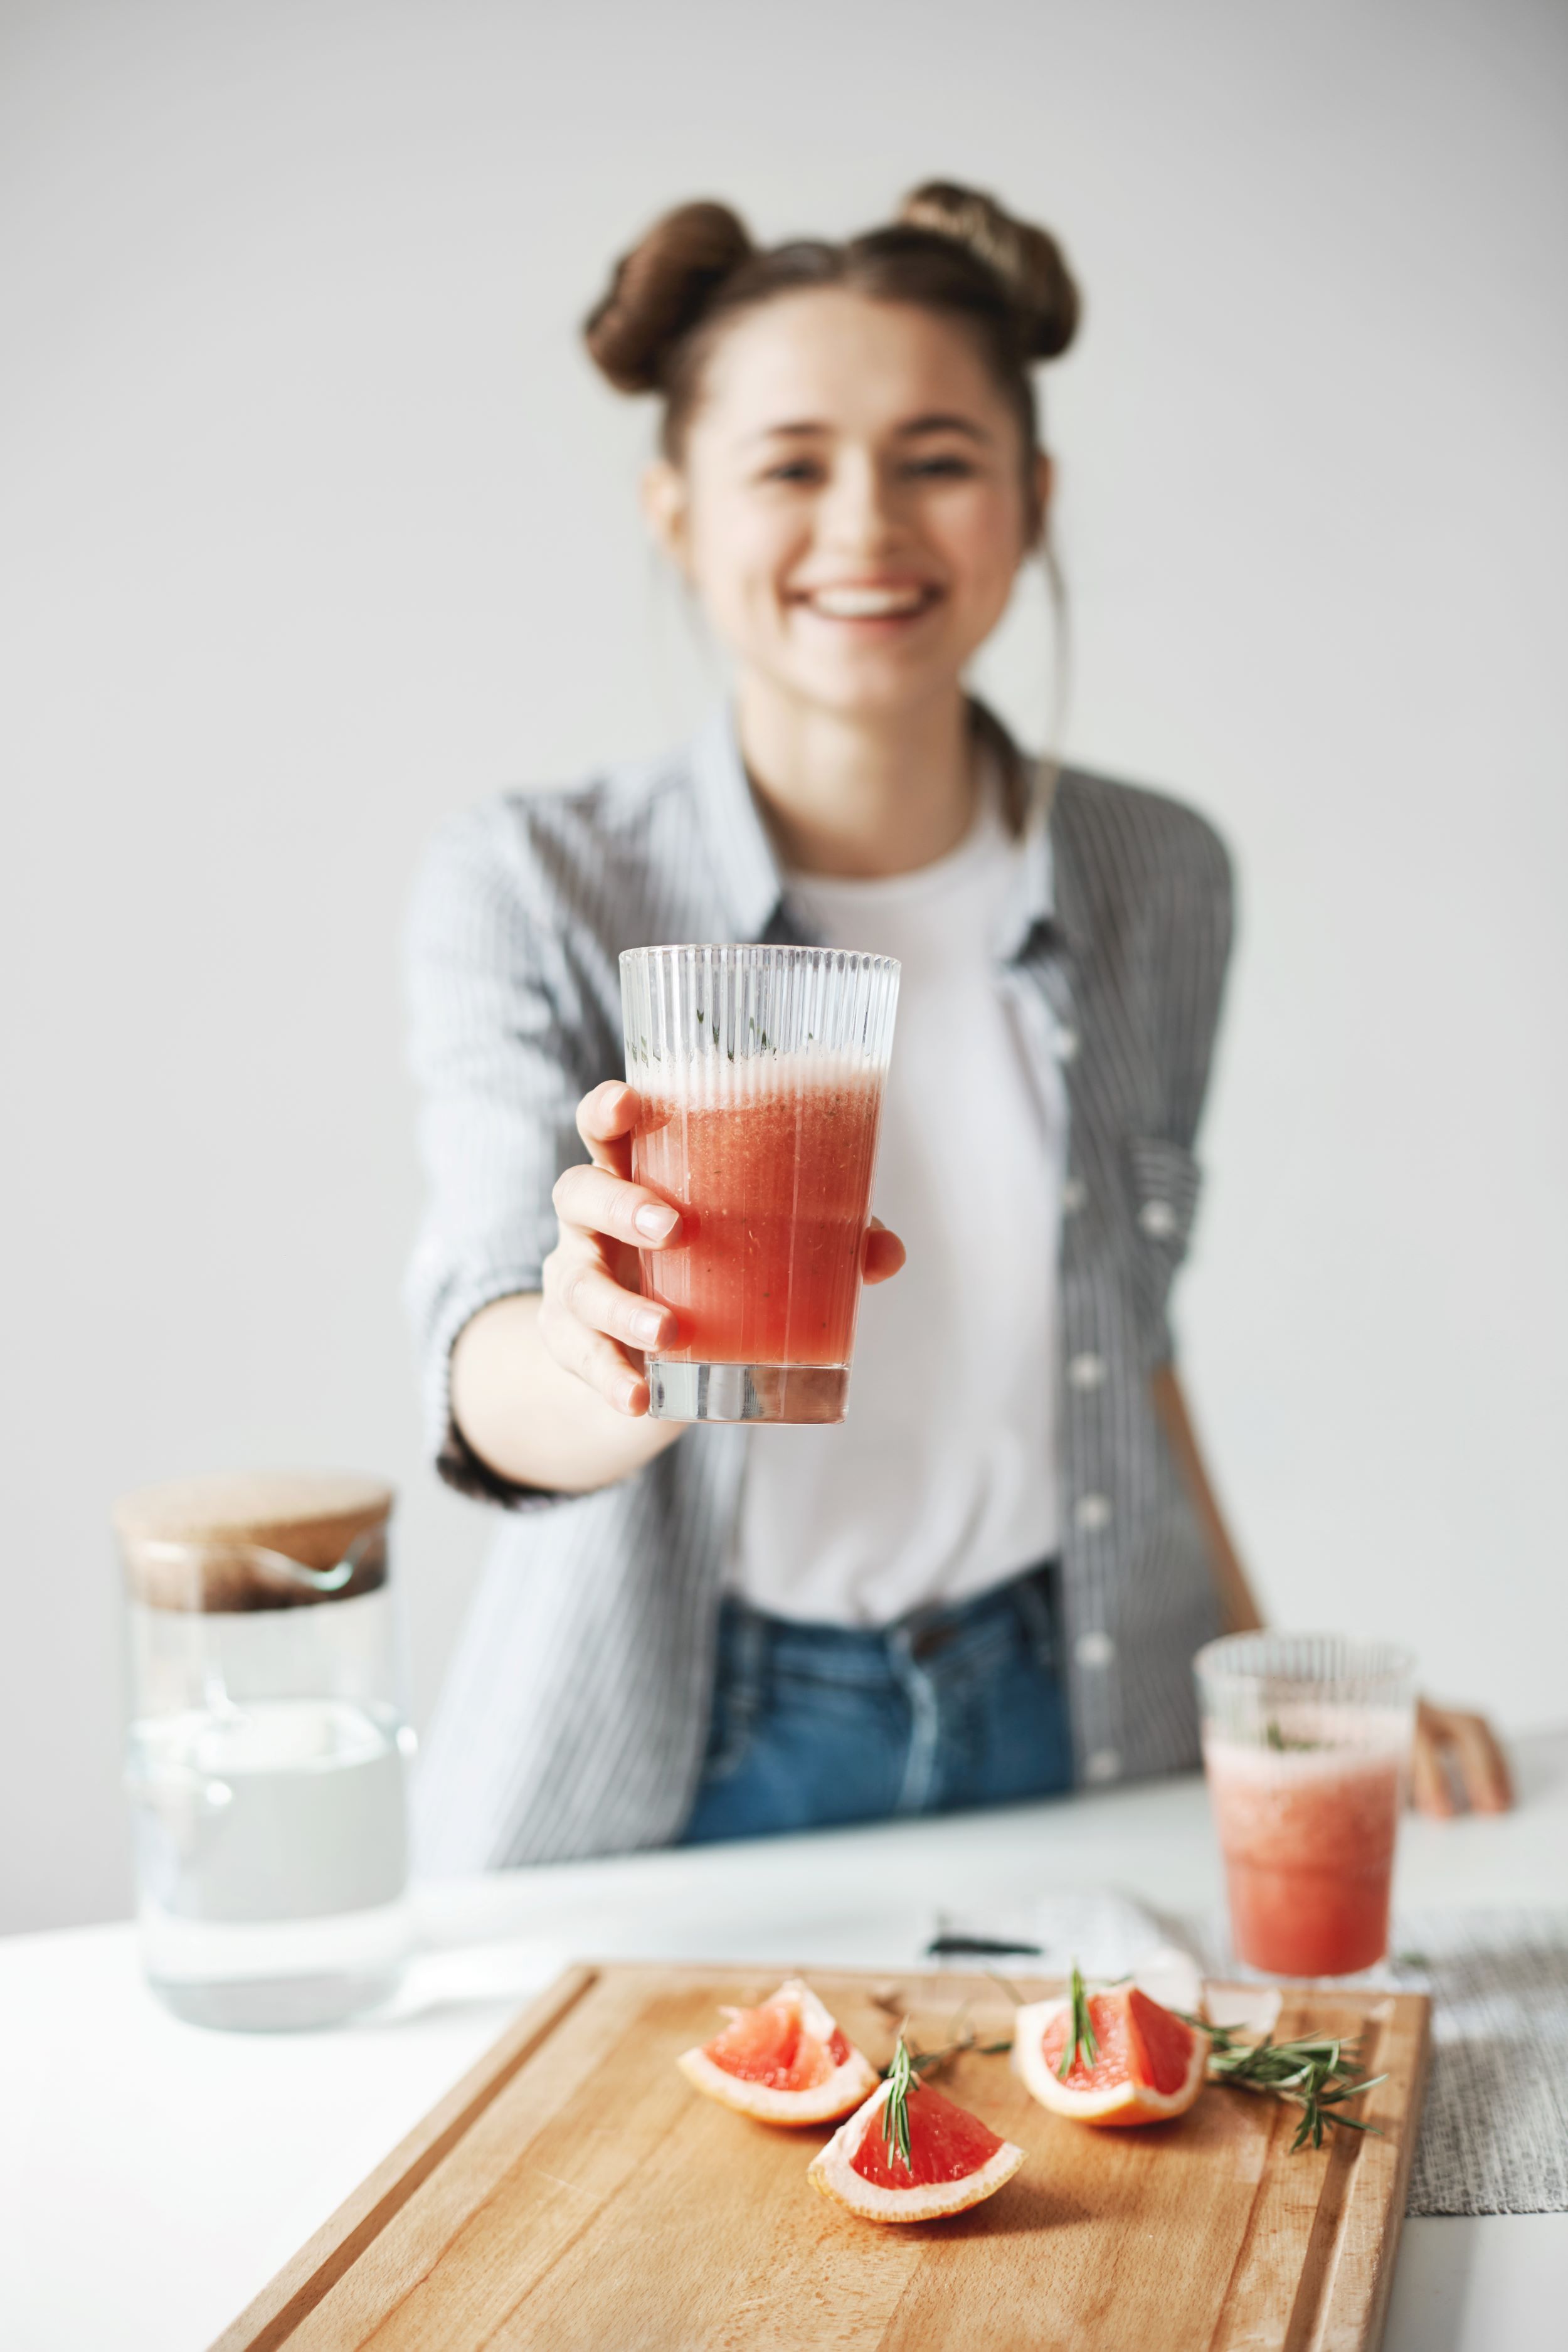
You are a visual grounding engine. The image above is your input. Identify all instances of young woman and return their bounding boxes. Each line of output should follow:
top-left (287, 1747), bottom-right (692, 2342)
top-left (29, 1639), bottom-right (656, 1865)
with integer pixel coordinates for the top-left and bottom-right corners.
top-left (406, 184), bottom-right (1510, 1870)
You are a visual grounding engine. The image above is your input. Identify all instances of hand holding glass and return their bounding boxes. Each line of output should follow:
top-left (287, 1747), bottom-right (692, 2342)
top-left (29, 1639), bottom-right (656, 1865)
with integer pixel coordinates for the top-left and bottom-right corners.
top-left (620, 945), bottom-right (899, 1423)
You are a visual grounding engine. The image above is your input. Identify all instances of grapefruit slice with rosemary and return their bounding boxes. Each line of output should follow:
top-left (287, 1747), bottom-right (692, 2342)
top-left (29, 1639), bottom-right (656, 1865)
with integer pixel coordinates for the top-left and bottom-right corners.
top-left (677, 1979), bottom-right (878, 2125)
top-left (808, 2037), bottom-right (1025, 2223)
top-left (1014, 1966), bottom-right (1206, 2126)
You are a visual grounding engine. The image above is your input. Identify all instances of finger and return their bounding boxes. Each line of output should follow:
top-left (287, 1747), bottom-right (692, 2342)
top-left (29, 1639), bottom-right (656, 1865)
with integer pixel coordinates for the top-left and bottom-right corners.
top-left (556, 1255), bottom-right (674, 1355)
top-left (1447, 1712), bottom-right (1515, 1814)
top-left (575, 1080), bottom-right (644, 1175)
top-left (542, 1293), bottom-right (650, 1416)
top-left (863, 1219), bottom-right (906, 1285)
top-left (553, 1161), bottom-right (681, 1248)
top-left (1409, 1719), bottom-right (1456, 1818)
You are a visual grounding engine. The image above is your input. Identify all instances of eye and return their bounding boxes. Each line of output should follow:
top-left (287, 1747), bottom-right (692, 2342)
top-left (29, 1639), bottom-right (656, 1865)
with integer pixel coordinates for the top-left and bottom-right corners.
top-left (903, 453), bottom-right (977, 480)
top-left (760, 458), bottom-right (825, 486)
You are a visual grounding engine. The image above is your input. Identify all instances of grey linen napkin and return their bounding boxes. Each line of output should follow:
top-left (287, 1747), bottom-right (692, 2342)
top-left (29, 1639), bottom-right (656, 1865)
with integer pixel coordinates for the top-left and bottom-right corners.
top-left (1388, 1907), bottom-right (1568, 2216)
top-left (927, 1892), bottom-right (1568, 2216)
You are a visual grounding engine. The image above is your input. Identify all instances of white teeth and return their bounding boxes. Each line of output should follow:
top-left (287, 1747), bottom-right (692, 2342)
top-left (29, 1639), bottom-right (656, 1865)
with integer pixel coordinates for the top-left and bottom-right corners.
top-left (807, 586), bottom-right (930, 618)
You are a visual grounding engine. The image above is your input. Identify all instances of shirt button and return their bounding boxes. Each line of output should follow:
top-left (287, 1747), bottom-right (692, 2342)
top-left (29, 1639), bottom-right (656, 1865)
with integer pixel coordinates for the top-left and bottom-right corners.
top-left (1067, 1352), bottom-right (1106, 1391)
top-left (1084, 1747), bottom-right (1123, 1783)
top-left (1053, 1027), bottom-right (1079, 1064)
top-left (1074, 1493), bottom-right (1113, 1532)
top-left (1061, 1178), bottom-right (1087, 1215)
top-left (1075, 1630), bottom-right (1116, 1669)
top-left (1139, 1199), bottom-right (1179, 1239)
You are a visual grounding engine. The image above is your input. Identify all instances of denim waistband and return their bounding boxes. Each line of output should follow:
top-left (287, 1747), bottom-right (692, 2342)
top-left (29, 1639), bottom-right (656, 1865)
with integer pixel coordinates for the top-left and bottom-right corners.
top-left (717, 1560), bottom-right (1062, 1690)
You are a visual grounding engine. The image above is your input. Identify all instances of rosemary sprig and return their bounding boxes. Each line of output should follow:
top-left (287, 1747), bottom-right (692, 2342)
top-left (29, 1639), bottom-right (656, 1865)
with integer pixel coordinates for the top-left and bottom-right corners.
top-left (870, 1978), bottom-right (1383, 2163)
top-left (881, 2027), bottom-right (916, 2171)
top-left (1179, 2014), bottom-right (1387, 2152)
top-left (908, 2027), bottom-right (1016, 2077)
top-left (877, 2013), bottom-right (1013, 2173)
top-left (871, 1989), bottom-right (1014, 2078)
top-left (1056, 1962), bottom-right (1099, 2082)
top-left (1264, 1719), bottom-right (1322, 1754)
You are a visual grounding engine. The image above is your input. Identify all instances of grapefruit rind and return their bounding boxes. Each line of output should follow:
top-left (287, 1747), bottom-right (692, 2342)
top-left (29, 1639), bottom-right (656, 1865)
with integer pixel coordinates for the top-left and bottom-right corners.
top-left (676, 1978), bottom-right (878, 2126)
top-left (807, 2080), bottom-right (1026, 2224)
top-left (1013, 1992), bottom-right (1207, 2125)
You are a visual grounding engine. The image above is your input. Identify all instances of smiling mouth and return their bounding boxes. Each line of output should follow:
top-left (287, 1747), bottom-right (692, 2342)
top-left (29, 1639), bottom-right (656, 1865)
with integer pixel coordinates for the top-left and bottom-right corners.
top-left (795, 582), bottom-right (941, 620)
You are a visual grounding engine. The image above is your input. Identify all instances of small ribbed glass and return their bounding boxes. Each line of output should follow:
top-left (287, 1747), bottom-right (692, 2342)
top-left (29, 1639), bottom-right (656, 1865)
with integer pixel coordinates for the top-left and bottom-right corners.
top-left (620, 944), bottom-right (900, 1423)
top-left (1195, 1632), bottom-right (1417, 1978)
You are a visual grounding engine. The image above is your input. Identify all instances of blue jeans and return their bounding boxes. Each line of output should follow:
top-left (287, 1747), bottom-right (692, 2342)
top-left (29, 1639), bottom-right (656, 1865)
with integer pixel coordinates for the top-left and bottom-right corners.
top-left (680, 1562), bottom-right (1073, 1844)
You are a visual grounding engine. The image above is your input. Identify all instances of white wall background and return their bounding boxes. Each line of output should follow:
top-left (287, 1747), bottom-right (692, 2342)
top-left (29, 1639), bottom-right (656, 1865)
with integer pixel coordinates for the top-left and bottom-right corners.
top-left (3, 0), bottom-right (1564, 1934)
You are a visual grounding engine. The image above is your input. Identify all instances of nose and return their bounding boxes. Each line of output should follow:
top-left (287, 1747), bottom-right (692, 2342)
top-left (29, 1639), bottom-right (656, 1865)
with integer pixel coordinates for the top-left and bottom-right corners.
top-left (816, 446), bottom-right (904, 556)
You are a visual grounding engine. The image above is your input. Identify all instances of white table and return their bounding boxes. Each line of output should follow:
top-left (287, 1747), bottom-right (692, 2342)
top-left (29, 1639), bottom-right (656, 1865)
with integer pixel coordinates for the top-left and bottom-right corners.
top-left (3, 1732), bottom-right (1564, 2352)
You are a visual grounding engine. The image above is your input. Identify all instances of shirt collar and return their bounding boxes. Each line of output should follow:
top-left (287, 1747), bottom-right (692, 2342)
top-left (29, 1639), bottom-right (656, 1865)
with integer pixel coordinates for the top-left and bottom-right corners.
top-left (689, 704), bottom-right (787, 943)
top-left (994, 764), bottom-right (1057, 963)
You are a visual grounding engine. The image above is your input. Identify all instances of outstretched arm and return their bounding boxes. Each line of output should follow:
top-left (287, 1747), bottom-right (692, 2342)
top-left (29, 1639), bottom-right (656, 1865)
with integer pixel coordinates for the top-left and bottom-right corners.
top-left (453, 1080), bottom-right (906, 1495)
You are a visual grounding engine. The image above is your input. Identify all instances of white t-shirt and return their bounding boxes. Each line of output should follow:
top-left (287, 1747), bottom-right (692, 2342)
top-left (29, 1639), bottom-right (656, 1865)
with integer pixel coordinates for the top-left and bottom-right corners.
top-left (726, 782), bottom-right (1066, 1626)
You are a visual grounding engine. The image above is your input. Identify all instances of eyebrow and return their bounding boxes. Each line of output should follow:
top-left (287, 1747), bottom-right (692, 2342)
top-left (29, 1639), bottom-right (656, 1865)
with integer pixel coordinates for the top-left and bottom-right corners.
top-left (746, 412), bottom-right (994, 447)
top-left (898, 413), bottom-right (993, 443)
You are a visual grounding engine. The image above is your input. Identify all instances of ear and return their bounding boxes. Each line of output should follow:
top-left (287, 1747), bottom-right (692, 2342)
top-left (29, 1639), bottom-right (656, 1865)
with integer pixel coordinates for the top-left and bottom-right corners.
top-left (1025, 450), bottom-right (1054, 554)
top-left (642, 458), bottom-right (691, 573)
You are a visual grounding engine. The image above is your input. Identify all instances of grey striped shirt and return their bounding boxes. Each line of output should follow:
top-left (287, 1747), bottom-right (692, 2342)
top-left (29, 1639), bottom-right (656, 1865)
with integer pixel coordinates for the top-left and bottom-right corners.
top-left (405, 705), bottom-right (1233, 1870)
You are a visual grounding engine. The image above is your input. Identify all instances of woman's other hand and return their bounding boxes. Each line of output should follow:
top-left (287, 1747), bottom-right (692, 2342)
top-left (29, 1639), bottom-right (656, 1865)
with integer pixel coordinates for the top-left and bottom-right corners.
top-left (1411, 1697), bottom-right (1515, 1816)
top-left (862, 1220), bottom-right (906, 1283)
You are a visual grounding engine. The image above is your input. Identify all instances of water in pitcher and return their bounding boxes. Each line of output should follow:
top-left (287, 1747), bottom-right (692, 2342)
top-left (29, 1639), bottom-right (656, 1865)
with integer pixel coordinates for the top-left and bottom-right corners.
top-left (127, 1696), bottom-right (413, 2028)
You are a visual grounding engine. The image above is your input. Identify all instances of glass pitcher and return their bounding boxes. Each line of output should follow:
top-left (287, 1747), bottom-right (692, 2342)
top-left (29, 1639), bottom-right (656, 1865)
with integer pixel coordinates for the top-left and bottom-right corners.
top-left (115, 1471), bottom-right (413, 2030)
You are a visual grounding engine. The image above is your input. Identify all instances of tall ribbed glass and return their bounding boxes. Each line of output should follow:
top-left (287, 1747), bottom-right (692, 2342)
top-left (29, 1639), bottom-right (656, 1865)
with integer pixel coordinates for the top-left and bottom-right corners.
top-left (1195, 1632), bottom-right (1417, 1978)
top-left (620, 945), bottom-right (900, 1423)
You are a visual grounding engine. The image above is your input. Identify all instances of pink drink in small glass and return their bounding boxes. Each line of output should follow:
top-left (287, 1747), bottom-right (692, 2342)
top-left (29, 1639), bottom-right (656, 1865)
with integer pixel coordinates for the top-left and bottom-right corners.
top-left (1195, 1634), bottom-right (1416, 1979)
top-left (1202, 1735), bottom-right (1403, 1976)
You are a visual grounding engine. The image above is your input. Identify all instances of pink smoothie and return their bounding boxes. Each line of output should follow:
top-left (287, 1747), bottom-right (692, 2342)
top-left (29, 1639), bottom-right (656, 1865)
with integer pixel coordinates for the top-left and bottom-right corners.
top-left (632, 1059), bottom-right (884, 1369)
top-left (1204, 1733), bottom-right (1404, 1976)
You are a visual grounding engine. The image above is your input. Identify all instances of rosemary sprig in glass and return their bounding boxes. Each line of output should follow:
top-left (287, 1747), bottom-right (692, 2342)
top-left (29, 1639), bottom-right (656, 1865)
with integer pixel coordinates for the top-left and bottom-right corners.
top-left (1264, 1719), bottom-right (1322, 1754)
top-left (1056, 1962), bottom-right (1099, 2082)
top-left (1179, 2014), bottom-right (1387, 2152)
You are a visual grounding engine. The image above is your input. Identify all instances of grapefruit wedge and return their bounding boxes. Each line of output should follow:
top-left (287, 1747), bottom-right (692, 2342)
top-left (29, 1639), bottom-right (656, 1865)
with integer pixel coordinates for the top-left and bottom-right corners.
top-left (677, 1979), bottom-right (877, 2125)
top-left (809, 2075), bottom-right (1025, 2223)
top-left (1015, 1973), bottom-right (1206, 2126)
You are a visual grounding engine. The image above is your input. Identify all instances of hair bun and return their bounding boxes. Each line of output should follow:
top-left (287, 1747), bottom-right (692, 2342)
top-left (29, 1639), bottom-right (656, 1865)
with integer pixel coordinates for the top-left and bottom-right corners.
top-left (899, 181), bottom-right (1079, 360)
top-left (584, 201), bottom-right (755, 393)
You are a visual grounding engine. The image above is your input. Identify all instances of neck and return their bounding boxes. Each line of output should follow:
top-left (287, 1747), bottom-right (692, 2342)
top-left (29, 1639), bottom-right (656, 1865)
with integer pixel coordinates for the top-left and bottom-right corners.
top-left (735, 672), bottom-right (977, 880)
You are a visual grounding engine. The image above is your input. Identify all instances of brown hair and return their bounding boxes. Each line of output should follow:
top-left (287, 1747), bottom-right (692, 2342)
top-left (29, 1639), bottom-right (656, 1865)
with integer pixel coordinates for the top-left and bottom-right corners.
top-left (584, 181), bottom-right (1079, 487)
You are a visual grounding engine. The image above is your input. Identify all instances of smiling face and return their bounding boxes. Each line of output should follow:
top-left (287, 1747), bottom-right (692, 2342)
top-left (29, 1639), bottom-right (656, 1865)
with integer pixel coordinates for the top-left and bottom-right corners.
top-left (645, 289), bottom-right (1047, 725)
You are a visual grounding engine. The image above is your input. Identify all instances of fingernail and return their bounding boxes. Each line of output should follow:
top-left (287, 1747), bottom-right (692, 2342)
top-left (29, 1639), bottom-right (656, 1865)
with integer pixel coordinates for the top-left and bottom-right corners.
top-left (618, 1376), bottom-right (644, 1414)
top-left (635, 1203), bottom-right (678, 1240)
top-left (632, 1308), bottom-right (664, 1346)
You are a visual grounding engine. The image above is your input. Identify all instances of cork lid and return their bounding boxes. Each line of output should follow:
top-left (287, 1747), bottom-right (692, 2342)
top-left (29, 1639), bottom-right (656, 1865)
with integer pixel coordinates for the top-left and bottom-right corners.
top-left (114, 1470), bottom-right (395, 1613)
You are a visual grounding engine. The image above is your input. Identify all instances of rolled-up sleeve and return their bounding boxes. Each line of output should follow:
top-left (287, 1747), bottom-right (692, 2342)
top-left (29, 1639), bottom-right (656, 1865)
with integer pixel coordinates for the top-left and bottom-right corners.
top-left (403, 803), bottom-right (600, 1507)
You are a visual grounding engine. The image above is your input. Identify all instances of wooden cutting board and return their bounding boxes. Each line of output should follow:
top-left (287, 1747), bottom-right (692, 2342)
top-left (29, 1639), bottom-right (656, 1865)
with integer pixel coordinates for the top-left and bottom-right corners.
top-left (213, 1961), bottom-right (1429, 2352)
